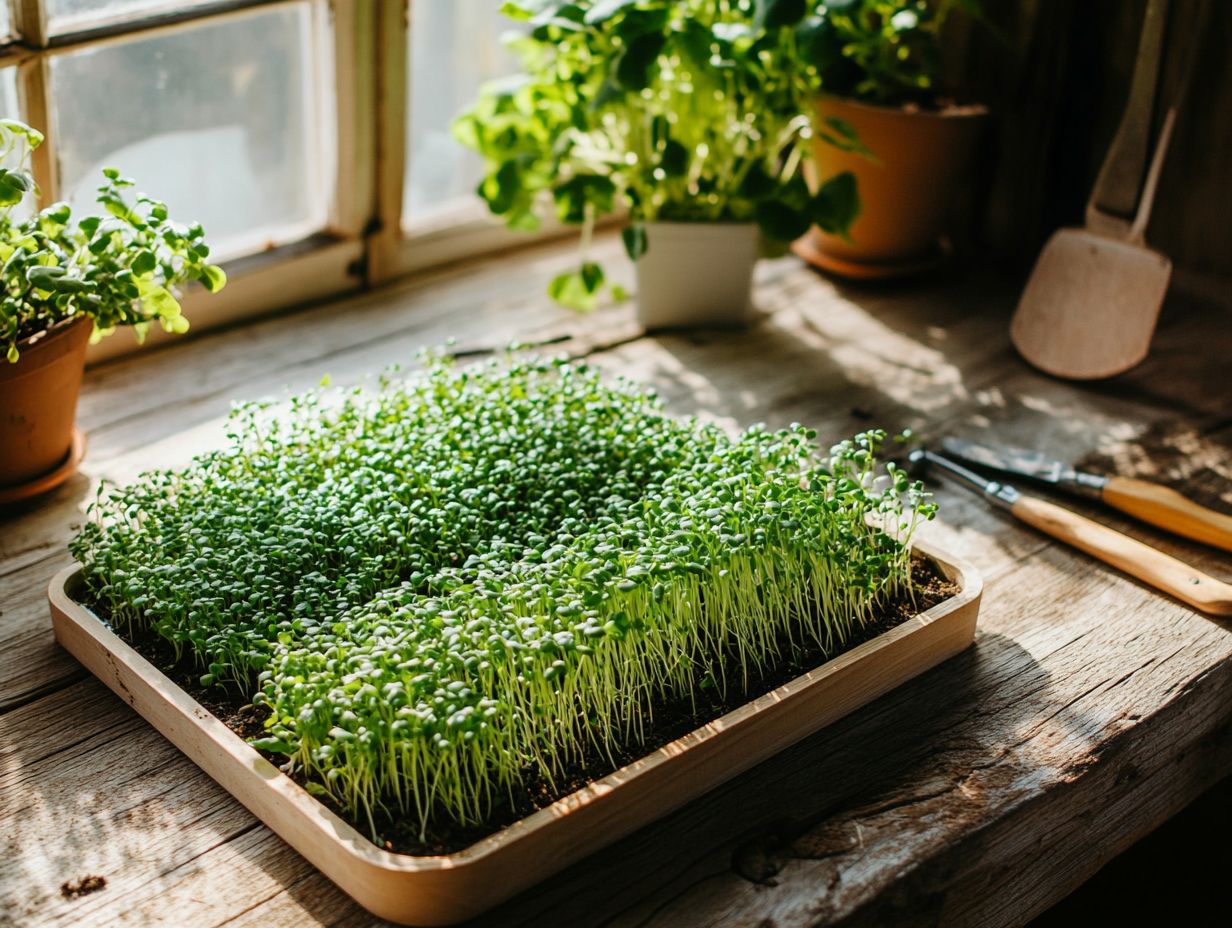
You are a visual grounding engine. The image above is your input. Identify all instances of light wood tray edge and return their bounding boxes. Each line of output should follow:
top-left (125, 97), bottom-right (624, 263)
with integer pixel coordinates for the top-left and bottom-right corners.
top-left (48, 540), bottom-right (982, 926)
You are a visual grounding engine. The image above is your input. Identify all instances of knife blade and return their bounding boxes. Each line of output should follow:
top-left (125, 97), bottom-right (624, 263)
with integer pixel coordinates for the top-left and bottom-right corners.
top-left (940, 437), bottom-right (1232, 553)
top-left (940, 437), bottom-right (1108, 496)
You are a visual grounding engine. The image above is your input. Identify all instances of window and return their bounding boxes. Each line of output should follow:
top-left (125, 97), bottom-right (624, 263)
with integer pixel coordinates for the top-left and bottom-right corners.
top-left (370, 0), bottom-right (564, 278)
top-left (52, 3), bottom-right (330, 260)
top-left (0, 1), bottom-right (560, 361)
top-left (45, 1), bottom-right (226, 35)
top-left (404, 0), bottom-right (514, 225)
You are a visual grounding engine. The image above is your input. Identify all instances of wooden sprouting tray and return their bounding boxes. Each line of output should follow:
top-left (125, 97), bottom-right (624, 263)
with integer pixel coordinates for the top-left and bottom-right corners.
top-left (48, 542), bottom-right (981, 926)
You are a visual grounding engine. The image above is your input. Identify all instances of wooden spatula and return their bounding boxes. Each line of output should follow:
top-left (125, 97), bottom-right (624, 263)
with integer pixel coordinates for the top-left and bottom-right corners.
top-left (1011, 0), bottom-right (1202, 380)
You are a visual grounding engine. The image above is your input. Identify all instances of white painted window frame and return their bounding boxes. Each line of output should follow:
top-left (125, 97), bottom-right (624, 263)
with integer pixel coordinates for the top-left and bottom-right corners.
top-left (366, 0), bottom-right (577, 284)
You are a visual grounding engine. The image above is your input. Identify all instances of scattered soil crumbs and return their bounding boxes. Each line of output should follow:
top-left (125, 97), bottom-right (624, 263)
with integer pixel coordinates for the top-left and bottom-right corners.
top-left (108, 555), bottom-right (958, 857)
top-left (60, 875), bottom-right (106, 899)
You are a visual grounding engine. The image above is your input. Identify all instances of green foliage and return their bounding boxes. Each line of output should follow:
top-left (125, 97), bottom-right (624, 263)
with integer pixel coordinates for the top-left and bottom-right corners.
top-left (798, 0), bottom-right (982, 106)
top-left (73, 353), bottom-right (936, 843)
top-left (811, 170), bottom-right (861, 238)
top-left (454, 0), bottom-right (860, 308)
top-left (0, 120), bottom-right (226, 363)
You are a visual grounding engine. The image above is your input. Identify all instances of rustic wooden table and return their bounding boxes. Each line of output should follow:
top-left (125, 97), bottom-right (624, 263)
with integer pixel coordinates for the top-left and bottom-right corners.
top-left (2, 236), bottom-right (1230, 927)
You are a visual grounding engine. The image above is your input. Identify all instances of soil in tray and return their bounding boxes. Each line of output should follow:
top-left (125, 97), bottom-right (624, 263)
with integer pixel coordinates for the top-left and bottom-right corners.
top-left (107, 555), bottom-right (957, 856)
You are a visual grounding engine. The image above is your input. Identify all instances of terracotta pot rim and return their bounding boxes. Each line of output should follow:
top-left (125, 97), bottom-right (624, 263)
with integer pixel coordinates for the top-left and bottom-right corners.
top-left (15, 313), bottom-right (91, 351)
top-left (1, 315), bottom-right (92, 384)
top-left (817, 94), bottom-right (990, 121)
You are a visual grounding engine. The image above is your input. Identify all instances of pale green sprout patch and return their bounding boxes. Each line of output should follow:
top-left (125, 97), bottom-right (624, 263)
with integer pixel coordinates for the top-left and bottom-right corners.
top-left (73, 354), bottom-right (935, 842)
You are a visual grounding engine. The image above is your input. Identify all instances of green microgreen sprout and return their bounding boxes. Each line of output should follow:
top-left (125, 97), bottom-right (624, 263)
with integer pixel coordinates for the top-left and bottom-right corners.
top-left (72, 353), bottom-right (936, 843)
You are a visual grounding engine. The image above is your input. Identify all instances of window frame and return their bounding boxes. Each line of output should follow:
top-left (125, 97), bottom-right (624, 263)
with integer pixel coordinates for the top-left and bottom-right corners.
top-left (0, 0), bottom-right (566, 364)
top-left (366, 0), bottom-right (574, 284)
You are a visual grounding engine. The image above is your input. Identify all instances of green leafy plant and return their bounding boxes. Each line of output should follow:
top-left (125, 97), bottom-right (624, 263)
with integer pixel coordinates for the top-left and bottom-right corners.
top-left (73, 353), bottom-right (937, 844)
top-left (454, 0), bottom-right (860, 310)
top-left (0, 119), bottom-right (226, 363)
top-left (798, 0), bottom-right (982, 107)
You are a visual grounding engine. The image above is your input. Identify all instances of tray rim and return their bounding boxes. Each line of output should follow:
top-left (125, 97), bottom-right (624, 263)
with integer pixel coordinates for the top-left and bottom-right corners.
top-left (49, 539), bottom-right (981, 875)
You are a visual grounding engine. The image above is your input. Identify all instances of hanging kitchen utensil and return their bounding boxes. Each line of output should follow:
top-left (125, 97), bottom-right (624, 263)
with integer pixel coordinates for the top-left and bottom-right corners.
top-left (1010, 0), bottom-right (1207, 380)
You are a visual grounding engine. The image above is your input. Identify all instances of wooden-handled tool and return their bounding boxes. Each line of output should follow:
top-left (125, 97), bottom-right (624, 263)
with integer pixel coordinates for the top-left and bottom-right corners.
top-left (1011, 495), bottom-right (1232, 616)
top-left (941, 437), bottom-right (1232, 553)
top-left (1102, 476), bottom-right (1232, 552)
top-left (910, 449), bottom-right (1232, 616)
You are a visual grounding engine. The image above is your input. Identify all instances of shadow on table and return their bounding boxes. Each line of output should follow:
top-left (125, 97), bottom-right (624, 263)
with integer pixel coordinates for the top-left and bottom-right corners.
top-left (0, 470), bottom-right (93, 527)
top-left (595, 264), bottom-right (1021, 443)
top-left (461, 629), bottom-right (1085, 928)
top-left (1029, 775), bottom-right (1232, 928)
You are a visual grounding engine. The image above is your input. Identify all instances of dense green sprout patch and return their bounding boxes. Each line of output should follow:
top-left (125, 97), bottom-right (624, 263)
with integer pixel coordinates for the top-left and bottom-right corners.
top-left (73, 355), bottom-right (936, 842)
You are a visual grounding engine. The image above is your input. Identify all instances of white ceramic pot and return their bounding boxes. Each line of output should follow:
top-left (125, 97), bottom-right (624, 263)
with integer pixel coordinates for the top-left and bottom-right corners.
top-left (634, 221), bottom-right (759, 330)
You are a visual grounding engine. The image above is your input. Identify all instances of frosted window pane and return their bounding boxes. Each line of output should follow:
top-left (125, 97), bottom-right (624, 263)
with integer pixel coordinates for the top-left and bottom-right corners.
top-left (0, 68), bottom-right (31, 218)
top-left (0, 3), bottom-right (11, 43)
top-left (405, 0), bottom-right (519, 224)
top-left (47, 0), bottom-right (221, 35)
top-left (50, 3), bottom-right (329, 260)
top-left (0, 68), bottom-right (17, 122)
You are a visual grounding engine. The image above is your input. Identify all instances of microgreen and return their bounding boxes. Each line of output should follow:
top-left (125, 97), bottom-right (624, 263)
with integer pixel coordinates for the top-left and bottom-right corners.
top-left (72, 354), bottom-right (935, 842)
top-left (0, 119), bottom-right (226, 363)
top-left (453, 0), bottom-right (860, 309)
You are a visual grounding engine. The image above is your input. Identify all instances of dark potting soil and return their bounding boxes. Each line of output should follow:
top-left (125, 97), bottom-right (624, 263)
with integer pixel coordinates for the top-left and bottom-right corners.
top-left (111, 556), bottom-right (958, 857)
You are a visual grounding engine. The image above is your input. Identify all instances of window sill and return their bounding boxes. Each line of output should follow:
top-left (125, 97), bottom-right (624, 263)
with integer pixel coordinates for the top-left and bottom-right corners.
top-left (85, 233), bottom-right (363, 367)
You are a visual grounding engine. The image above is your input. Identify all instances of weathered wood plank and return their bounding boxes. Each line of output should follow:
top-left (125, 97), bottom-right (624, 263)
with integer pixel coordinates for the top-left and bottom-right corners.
top-left (0, 554), bottom-right (82, 713)
top-left (75, 236), bottom-right (624, 434)
top-left (76, 254), bottom-right (620, 470)
top-left (215, 861), bottom-right (371, 928)
top-left (0, 676), bottom-right (381, 928)
top-left (0, 680), bottom-right (259, 927)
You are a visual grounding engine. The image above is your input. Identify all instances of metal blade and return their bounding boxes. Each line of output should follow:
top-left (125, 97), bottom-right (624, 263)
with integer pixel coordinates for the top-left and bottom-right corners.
top-left (940, 436), bottom-right (1076, 485)
top-left (908, 449), bottom-right (1021, 509)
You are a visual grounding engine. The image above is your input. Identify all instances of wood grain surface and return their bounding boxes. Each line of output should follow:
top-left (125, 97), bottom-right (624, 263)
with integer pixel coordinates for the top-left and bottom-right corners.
top-left (2, 232), bottom-right (1230, 927)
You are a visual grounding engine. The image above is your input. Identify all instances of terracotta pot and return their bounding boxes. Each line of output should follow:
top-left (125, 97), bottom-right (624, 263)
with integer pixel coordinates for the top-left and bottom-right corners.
top-left (804, 96), bottom-right (989, 277)
top-left (635, 221), bottom-right (758, 330)
top-left (0, 316), bottom-right (91, 488)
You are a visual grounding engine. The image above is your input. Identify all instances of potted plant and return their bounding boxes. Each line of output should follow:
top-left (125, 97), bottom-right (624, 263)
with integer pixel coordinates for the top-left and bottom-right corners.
top-left (454, 0), bottom-right (861, 329)
top-left (0, 119), bottom-right (226, 501)
top-left (795, 0), bottom-right (989, 278)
